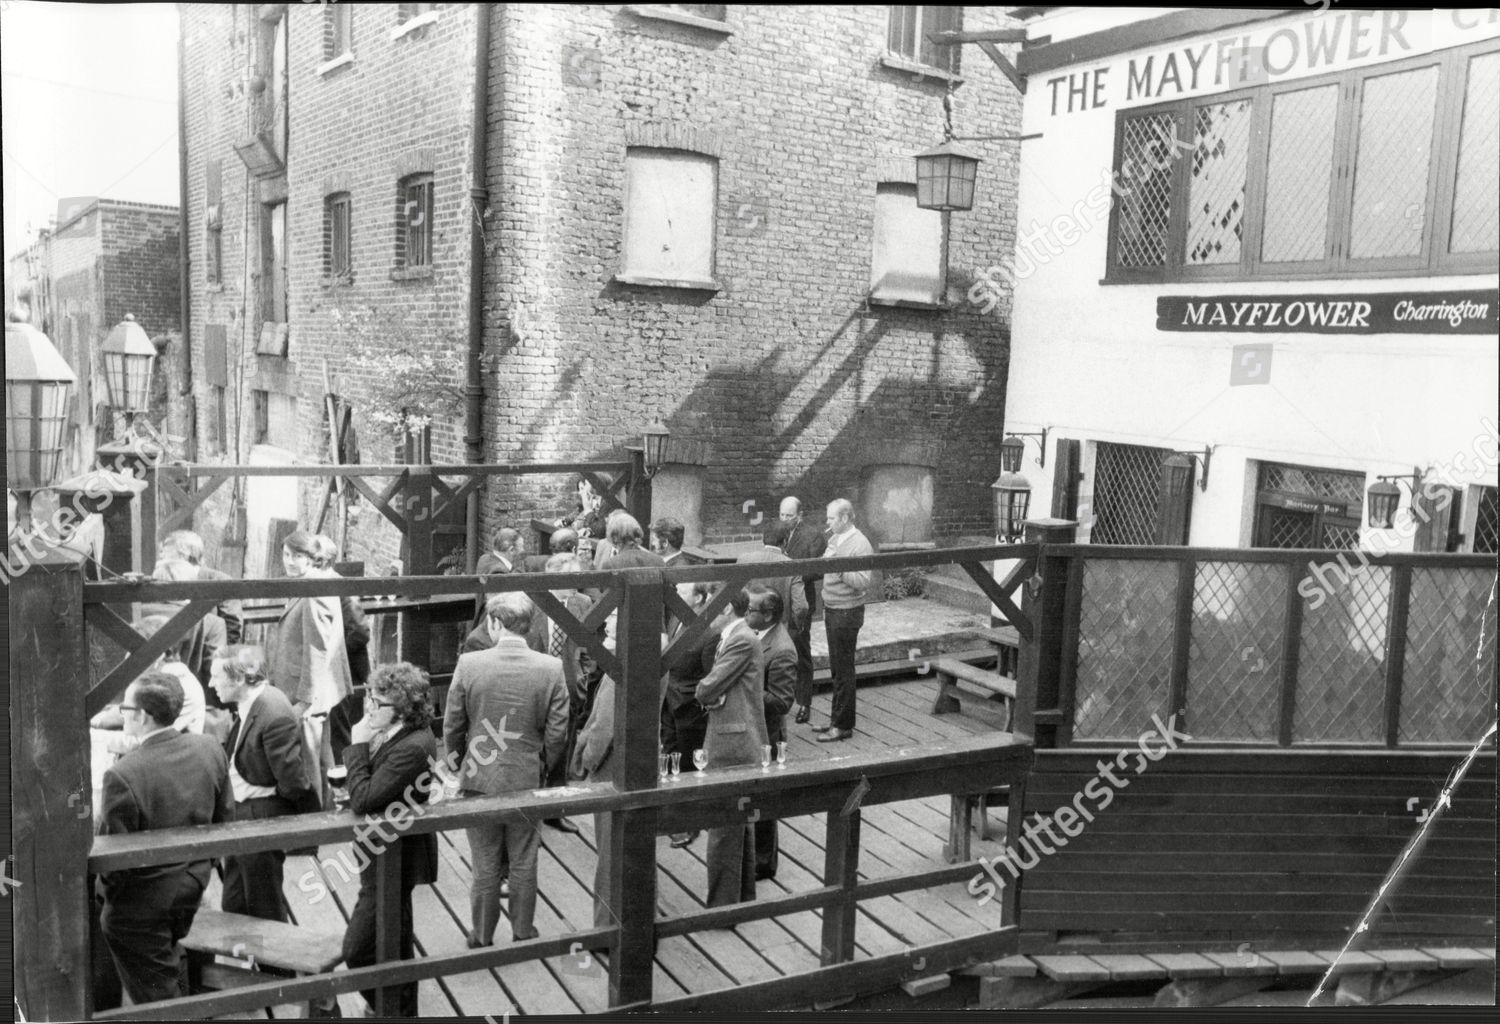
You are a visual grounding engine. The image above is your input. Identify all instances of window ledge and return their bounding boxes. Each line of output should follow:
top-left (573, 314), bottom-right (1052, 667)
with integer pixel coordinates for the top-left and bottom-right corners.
top-left (390, 266), bottom-right (434, 282)
top-left (321, 274), bottom-right (354, 289)
top-left (625, 6), bottom-right (733, 35)
top-left (880, 53), bottom-right (963, 84)
top-left (391, 11), bottom-right (439, 41)
top-left (317, 52), bottom-right (354, 78)
top-left (613, 273), bottom-right (721, 293)
top-left (868, 294), bottom-right (948, 310)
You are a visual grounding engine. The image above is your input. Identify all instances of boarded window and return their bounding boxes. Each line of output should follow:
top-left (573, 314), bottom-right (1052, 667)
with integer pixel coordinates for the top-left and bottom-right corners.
top-left (869, 182), bottom-right (943, 304)
top-left (325, 192), bottom-right (352, 279)
top-left (622, 149), bottom-right (716, 284)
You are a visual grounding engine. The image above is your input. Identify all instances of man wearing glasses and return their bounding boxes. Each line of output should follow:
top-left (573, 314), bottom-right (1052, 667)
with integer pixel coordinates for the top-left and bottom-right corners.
top-left (96, 671), bottom-right (231, 1005)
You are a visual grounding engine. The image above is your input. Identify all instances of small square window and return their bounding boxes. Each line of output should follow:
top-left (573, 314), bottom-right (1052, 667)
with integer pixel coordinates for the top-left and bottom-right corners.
top-left (397, 174), bottom-right (434, 269)
top-left (888, 7), bottom-right (962, 74)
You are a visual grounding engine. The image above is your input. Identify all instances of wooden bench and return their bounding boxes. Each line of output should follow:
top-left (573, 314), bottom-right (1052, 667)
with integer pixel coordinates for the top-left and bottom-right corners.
top-left (181, 907), bottom-right (345, 1017)
top-left (930, 656), bottom-right (1017, 857)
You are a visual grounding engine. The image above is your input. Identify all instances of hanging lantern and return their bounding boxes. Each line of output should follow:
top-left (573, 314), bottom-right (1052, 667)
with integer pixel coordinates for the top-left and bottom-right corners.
top-left (1161, 453), bottom-right (1194, 499)
top-left (991, 470), bottom-right (1032, 542)
top-left (7, 313), bottom-right (78, 492)
top-left (642, 420), bottom-right (671, 477)
top-left (101, 313), bottom-right (157, 415)
top-left (1366, 479), bottom-right (1402, 529)
top-left (914, 140), bottom-right (981, 212)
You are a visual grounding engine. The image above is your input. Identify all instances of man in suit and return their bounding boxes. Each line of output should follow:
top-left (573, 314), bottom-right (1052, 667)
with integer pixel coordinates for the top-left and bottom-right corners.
top-left (661, 581), bottom-right (724, 848)
top-left (476, 527), bottom-right (527, 576)
top-left (444, 593), bottom-right (570, 945)
top-left (738, 520), bottom-right (810, 628)
top-left (746, 587), bottom-right (796, 881)
top-left (97, 671), bottom-right (231, 1006)
top-left (161, 529), bottom-right (244, 644)
top-left (568, 650), bottom-right (617, 930)
top-left (650, 517), bottom-right (688, 565)
top-left (695, 588), bottom-right (770, 907)
top-left (600, 512), bottom-right (666, 571)
top-left (341, 662), bottom-right (440, 1018)
top-left (533, 553), bottom-right (597, 835)
top-left (778, 496), bottom-right (826, 724)
top-left (211, 645), bottom-right (319, 922)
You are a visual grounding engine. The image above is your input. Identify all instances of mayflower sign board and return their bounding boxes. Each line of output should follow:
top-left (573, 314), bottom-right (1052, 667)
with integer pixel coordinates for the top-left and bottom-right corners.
top-left (1156, 291), bottom-right (1498, 335)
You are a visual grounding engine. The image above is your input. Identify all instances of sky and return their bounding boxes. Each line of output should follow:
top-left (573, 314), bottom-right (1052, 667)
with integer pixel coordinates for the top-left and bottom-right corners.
top-left (2, 2), bottom-right (179, 262)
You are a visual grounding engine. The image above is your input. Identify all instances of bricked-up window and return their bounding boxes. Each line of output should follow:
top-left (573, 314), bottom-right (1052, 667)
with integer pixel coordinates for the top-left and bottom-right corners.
top-left (324, 192), bottom-right (352, 281)
top-left (397, 174), bottom-right (434, 269)
top-left (1106, 38), bottom-right (1499, 282)
top-left (205, 159), bottom-right (223, 285)
top-left (324, 3), bottom-right (352, 60)
top-left (621, 148), bottom-right (716, 286)
top-left (869, 182), bottom-right (944, 305)
top-left (887, 7), bottom-right (962, 73)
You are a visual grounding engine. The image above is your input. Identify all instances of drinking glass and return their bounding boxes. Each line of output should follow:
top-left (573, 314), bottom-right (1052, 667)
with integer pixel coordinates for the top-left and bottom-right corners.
top-left (776, 741), bottom-right (787, 768)
top-left (670, 752), bottom-right (682, 778)
top-left (760, 745), bottom-right (772, 771)
top-left (692, 749), bottom-right (708, 774)
top-left (658, 752), bottom-right (669, 781)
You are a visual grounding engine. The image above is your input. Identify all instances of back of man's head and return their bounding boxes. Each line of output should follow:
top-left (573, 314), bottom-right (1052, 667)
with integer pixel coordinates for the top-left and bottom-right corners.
top-left (728, 587), bottom-right (751, 618)
top-left (762, 520), bottom-right (790, 548)
top-left (486, 591), bottom-right (536, 635)
top-left (162, 529), bottom-right (206, 565)
top-left (651, 517), bottom-right (685, 551)
top-left (550, 527), bottom-right (579, 553)
top-left (492, 527), bottom-right (521, 554)
top-left (607, 512), bottom-right (644, 548)
top-left (131, 671), bottom-right (185, 729)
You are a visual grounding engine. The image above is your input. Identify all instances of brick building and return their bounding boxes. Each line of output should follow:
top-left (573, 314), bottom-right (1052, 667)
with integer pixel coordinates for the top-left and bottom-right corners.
top-left (177, 3), bottom-right (1023, 573)
top-left (7, 197), bottom-right (181, 479)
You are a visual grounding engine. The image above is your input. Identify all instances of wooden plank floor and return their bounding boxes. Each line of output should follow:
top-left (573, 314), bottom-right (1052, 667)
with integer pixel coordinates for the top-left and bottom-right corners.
top-left (202, 673), bottom-right (1011, 1016)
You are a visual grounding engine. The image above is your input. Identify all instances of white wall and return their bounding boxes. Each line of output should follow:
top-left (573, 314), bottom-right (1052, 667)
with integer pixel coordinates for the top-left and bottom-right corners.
top-left (1006, 8), bottom-right (1500, 549)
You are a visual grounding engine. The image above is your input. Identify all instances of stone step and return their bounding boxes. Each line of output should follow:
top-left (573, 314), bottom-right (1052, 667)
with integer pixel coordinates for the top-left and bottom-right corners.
top-left (922, 573), bottom-right (995, 616)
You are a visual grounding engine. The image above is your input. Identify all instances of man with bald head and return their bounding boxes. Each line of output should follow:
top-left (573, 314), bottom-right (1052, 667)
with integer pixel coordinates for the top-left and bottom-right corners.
top-left (816, 499), bottom-right (873, 742)
top-left (778, 496), bottom-right (825, 723)
top-left (477, 527), bottom-right (526, 575)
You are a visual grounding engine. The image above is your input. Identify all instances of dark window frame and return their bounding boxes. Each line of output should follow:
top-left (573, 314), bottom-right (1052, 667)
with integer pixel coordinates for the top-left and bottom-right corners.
top-left (396, 174), bottom-right (434, 270)
top-left (1104, 38), bottom-right (1500, 284)
top-left (324, 192), bottom-right (353, 282)
top-left (887, 6), bottom-right (963, 74)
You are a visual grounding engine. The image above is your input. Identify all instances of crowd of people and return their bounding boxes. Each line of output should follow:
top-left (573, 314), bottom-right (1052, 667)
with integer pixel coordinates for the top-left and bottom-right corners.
top-left (89, 483), bottom-right (879, 1015)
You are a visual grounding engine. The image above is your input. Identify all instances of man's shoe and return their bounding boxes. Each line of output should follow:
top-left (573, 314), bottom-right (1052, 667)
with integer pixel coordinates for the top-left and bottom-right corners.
top-left (669, 831), bottom-right (699, 848)
top-left (815, 728), bottom-right (853, 742)
top-left (545, 817), bottom-right (581, 835)
top-left (794, 705), bottom-right (811, 725)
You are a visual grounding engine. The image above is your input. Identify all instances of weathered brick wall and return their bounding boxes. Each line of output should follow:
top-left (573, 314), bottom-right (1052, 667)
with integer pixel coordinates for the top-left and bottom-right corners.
top-left (485, 5), bottom-right (1022, 545)
top-left (100, 202), bottom-right (181, 437)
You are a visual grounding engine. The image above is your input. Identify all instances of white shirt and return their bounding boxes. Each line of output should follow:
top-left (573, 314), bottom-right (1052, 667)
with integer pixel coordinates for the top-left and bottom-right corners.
top-left (161, 661), bottom-right (206, 735)
top-left (229, 684), bottom-right (277, 803)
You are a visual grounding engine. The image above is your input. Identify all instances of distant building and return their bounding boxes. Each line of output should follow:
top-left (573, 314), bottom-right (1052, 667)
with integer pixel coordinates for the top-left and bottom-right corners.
top-left (177, 4), bottom-right (1025, 574)
top-left (1005, 7), bottom-right (1498, 554)
top-left (6, 197), bottom-right (181, 478)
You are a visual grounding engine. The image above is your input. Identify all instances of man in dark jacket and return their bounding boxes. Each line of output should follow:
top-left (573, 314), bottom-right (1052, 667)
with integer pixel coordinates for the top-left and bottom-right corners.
top-left (748, 587), bottom-right (796, 880)
top-left (661, 581), bottom-right (723, 848)
top-left (211, 645), bottom-right (318, 922)
top-left (97, 671), bottom-right (231, 1006)
top-left (778, 496), bottom-right (826, 724)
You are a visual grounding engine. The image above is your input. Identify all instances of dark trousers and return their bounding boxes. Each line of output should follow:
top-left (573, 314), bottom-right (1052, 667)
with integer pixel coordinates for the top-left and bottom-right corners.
top-left (756, 713), bottom-right (784, 878)
top-left (661, 693), bottom-right (708, 761)
top-left (99, 871), bottom-right (205, 1006)
top-left (706, 824), bottom-right (756, 907)
top-left (222, 796), bottom-right (292, 922)
top-left (825, 605), bottom-right (865, 731)
top-left (343, 860), bottom-right (419, 1017)
top-left (789, 613), bottom-right (815, 709)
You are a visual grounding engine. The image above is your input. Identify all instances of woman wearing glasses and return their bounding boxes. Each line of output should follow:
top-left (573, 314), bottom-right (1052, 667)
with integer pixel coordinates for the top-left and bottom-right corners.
top-left (340, 662), bottom-right (439, 1018)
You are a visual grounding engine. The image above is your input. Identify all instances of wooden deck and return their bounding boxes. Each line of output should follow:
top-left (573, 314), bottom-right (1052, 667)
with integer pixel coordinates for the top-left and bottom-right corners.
top-left (198, 672), bottom-right (1010, 1017)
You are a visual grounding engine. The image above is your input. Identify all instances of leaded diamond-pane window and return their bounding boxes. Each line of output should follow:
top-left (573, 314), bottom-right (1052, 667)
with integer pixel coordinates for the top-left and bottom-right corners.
top-left (1113, 113), bottom-right (1177, 269)
top-left (1449, 52), bottom-right (1500, 255)
top-left (1261, 84), bottom-right (1337, 263)
top-left (1259, 463), bottom-right (1366, 508)
top-left (1186, 99), bottom-right (1250, 266)
top-left (1473, 486), bottom-right (1499, 554)
top-left (1349, 64), bottom-right (1439, 260)
top-left (1092, 442), bottom-right (1170, 545)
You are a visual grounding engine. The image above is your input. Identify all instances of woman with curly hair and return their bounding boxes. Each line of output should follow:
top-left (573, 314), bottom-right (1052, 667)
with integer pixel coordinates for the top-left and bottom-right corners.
top-left (340, 662), bottom-right (440, 1018)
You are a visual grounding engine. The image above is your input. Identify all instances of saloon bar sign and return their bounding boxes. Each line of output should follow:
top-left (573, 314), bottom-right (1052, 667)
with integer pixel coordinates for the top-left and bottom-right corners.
top-left (1156, 290), bottom-right (1497, 335)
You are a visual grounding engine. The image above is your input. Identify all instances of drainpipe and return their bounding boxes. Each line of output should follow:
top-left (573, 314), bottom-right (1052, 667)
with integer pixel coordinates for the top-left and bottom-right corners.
top-left (464, 3), bottom-right (491, 572)
top-left (176, 3), bottom-right (195, 460)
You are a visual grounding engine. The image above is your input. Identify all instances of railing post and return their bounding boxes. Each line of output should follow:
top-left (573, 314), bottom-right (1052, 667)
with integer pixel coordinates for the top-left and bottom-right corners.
top-left (141, 458), bottom-right (159, 572)
top-left (626, 447), bottom-right (652, 527)
top-left (1278, 557), bottom-right (1308, 747)
top-left (606, 568), bottom-right (661, 1008)
top-left (401, 467), bottom-right (435, 673)
top-left (9, 558), bottom-right (93, 1021)
top-left (820, 806), bottom-right (860, 966)
top-left (372, 841), bottom-right (404, 1017)
top-left (1384, 563), bottom-right (1413, 747)
top-left (1015, 518), bottom-right (1077, 748)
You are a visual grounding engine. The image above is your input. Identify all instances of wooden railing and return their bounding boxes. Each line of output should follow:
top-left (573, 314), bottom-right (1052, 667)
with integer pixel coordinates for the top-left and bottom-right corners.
top-left (13, 540), bottom-right (1044, 1019)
